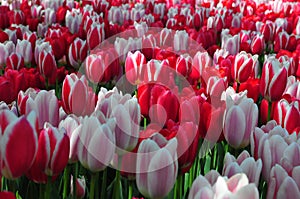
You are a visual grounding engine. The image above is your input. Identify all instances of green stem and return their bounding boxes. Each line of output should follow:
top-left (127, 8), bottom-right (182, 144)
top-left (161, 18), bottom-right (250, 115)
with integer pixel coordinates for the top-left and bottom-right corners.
top-left (144, 117), bottom-right (147, 130)
top-left (45, 176), bottom-right (52, 199)
top-left (89, 172), bottom-right (99, 199)
top-left (112, 170), bottom-right (122, 199)
top-left (179, 175), bottom-right (183, 198)
top-left (267, 100), bottom-right (272, 122)
top-left (73, 163), bottom-right (79, 199)
top-left (45, 78), bottom-right (49, 90)
top-left (101, 169), bottom-right (107, 199)
top-left (63, 165), bottom-right (71, 199)
top-left (128, 180), bottom-right (133, 199)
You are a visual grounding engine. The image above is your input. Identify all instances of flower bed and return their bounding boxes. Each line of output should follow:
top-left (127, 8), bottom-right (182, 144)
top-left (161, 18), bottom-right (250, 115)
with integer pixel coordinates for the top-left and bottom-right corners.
top-left (0, 0), bottom-right (299, 198)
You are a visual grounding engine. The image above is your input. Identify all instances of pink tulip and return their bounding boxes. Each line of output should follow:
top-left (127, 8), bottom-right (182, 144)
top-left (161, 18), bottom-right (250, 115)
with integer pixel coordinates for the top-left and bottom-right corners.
top-left (0, 41), bottom-right (15, 67)
top-left (76, 116), bottom-right (116, 172)
top-left (267, 164), bottom-right (300, 199)
top-left (108, 6), bottom-right (124, 25)
top-left (223, 87), bottom-right (258, 148)
top-left (62, 74), bottom-right (96, 116)
top-left (206, 76), bottom-right (227, 99)
top-left (136, 133), bottom-right (178, 199)
top-left (192, 51), bottom-right (213, 78)
top-left (142, 34), bottom-right (156, 59)
top-left (68, 38), bottom-right (88, 69)
top-left (188, 173), bottom-right (259, 199)
top-left (85, 54), bottom-right (108, 84)
top-left (58, 115), bottom-right (81, 163)
top-left (17, 88), bottom-right (59, 130)
top-left (35, 123), bottom-right (69, 176)
top-left (221, 29), bottom-right (240, 55)
top-left (131, 8), bottom-right (145, 23)
top-left (0, 110), bottom-right (38, 179)
top-left (16, 39), bottom-right (32, 64)
top-left (260, 55), bottom-right (288, 101)
top-left (65, 10), bottom-right (82, 34)
top-left (223, 151), bottom-right (262, 186)
top-left (125, 51), bottom-right (147, 85)
top-left (34, 40), bottom-right (52, 64)
top-left (44, 8), bottom-right (56, 25)
top-left (174, 30), bottom-right (189, 52)
top-left (143, 59), bottom-right (169, 83)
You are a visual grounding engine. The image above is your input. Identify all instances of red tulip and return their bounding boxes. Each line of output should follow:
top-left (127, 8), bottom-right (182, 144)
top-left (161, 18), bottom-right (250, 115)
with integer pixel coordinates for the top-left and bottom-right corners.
top-left (0, 110), bottom-right (38, 179)
top-left (87, 22), bottom-right (105, 50)
top-left (35, 123), bottom-right (69, 176)
top-left (232, 51), bottom-right (258, 83)
top-left (175, 54), bottom-right (192, 77)
top-left (273, 99), bottom-right (300, 134)
top-left (68, 38), bottom-right (88, 68)
top-left (6, 53), bottom-right (24, 70)
top-left (71, 176), bottom-right (86, 199)
top-left (274, 31), bottom-right (289, 53)
top-left (0, 191), bottom-right (16, 199)
top-left (38, 49), bottom-right (57, 79)
top-left (260, 56), bottom-right (288, 101)
top-left (9, 10), bottom-right (25, 25)
top-left (62, 74), bottom-right (96, 116)
top-left (251, 33), bottom-right (265, 55)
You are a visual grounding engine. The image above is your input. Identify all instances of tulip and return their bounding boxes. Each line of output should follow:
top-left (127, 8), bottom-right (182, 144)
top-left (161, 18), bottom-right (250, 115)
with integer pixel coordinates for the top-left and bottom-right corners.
top-left (136, 133), bottom-right (178, 199)
top-left (6, 52), bottom-right (24, 70)
top-left (207, 14), bottom-right (224, 32)
top-left (267, 164), bottom-right (300, 199)
top-left (0, 191), bottom-right (16, 199)
top-left (85, 54), bottom-right (108, 84)
top-left (34, 40), bottom-right (52, 64)
top-left (221, 29), bottom-right (240, 55)
top-left (23, 32), bottom-right (37, 53)
top-left (153, 3), bottom-right (165, 19)
top-left (188, 173), bottom-right (259, 199)
top-left (125, 51), bottom-right (147, 85)
top-left (284, 80), bottom-right (300, 100)
top-left (251, 33), bottom-right (265, 55)
top-left (223, 151), bottom-right (262, 186)
top-left (76, 116), bottom-right (116, 172)
top-left (9, 10), bottom-right (25, 25)
top-left (223, 87), bottom-right (258, 148)
top-left (87, 22), bottom-right (105, 50)
top-left (260, 55), bottom-right (288, 101)
top-left (142, 34), bottom-right (156, 59)
top-left (274, 31), bottom-right (289, 53)
top-left (206, 76), bottom-right (227, 99)
top-left (44, 8), bottom-right (56, 25)
top-left (0, 41), bottom-right (15, 67)
top-left (273, 99), bottom-right (300, 134)
top-left (65, 10), bottom-right (82, 34)
top-left (34, 123), bottom-right (69, 176)
top-left (70, 176), bottom-right (86, 199)
top-left (38, 49), bottom-right (57, 79)
top-left (4, 29), bottom-right (17, 44)
top-left (259, 21), bottom-right (274, 42)
top-left (175, 54), bottom-right (192, 77)
top-left (16, 39), bottom-right (32, 64)
top-left (108, 6), bottom-right (124, 25)
top-left (0, 110), bottom-right (38, 179)
top-left (68, 38), bottom-right (88, 68)
top-left (232, 51), bottom-right (258, 83)
top-left (58, 115), bottom-right (81, 162)
top-left (192, 51), bottom-right (213, 79)
top-left (17, 88), bottom-right (59, 130)
top-left (143, 59), bottom-right (169, 83)
top-left (131, 6), bottom-right (145, 22)
top-left (174, 30), bottom-right (189, 52)
top-left (62, 74), bottom-right (96, 116)
top-left (159, 28), bottom-right (173, 47)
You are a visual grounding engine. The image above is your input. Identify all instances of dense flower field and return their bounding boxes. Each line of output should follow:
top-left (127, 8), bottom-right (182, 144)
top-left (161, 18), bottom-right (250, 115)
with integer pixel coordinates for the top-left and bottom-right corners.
top-left (0, 0), bottom-right (299, 198)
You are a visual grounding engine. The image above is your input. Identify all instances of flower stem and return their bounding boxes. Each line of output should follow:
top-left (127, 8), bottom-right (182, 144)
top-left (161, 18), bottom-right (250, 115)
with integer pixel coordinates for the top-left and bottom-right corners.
top-left (89, 172), bottom-right (99, 199)
top-left (101, 169), bottom-right (107, 199)
top-left (45, 176), bottom-right (52, 199)
top-left (112, 170), bottom-right (122, 199)
top-left (236, 82), bottom-right (240, 93)
top-left (63, 165), bottom-right (71, 199)
top-left (128, 181), bottom-right (133, 199)
top-left (73, 163), bottom-right (79, 199)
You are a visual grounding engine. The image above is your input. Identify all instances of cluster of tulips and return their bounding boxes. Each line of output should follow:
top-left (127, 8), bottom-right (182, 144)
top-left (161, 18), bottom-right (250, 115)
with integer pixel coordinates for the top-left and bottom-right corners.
top-left (0, 0), bottom-right (300, 198)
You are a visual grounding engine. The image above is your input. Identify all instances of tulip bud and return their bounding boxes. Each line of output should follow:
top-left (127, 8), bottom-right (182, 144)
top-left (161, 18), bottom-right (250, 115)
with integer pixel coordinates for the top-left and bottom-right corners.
top-left (35, 123), bottom-right (69, 176)
top-left (87, 22), bottom-right (105, 50)
top-left (6, 52), bottom-right (24, 70)
top-left (38, 49), bottom-right (57, 79)
top-left (62, 74), bottom-right (96, 116)
top-left (71, 176), bottom-right (86, 199)
top-left (251, 33), bottom-right (265, 55)
top-left (175, 54), bottom-right (192, 77)
top-left (125, 51), bottom-right (146, 85)
top-left (44, 8), bottom-right (56, 25)
top-left (136, 134), bottom-right (178, 199)
top-left (260, 56), bottom-right (288, 101)
top-left (68, 38), bottom-right (88, 68)
top-left (16, 39), bottom-right (32, 64)
top-left (65, 10), bottom-right (82, 34)
top-left (77, 116), bottom-right (116, 172)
